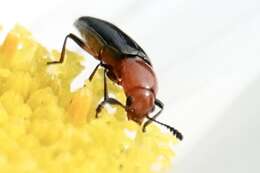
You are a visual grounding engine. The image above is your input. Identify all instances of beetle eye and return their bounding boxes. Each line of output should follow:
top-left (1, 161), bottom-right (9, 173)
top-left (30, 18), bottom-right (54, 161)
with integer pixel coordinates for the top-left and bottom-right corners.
top-left (126, 96), bottom-right (133, 106)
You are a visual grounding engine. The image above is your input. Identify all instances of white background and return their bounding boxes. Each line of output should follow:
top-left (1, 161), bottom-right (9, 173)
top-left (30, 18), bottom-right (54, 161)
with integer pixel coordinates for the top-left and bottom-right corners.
top-left (0, 0), bottom-right (259, 172)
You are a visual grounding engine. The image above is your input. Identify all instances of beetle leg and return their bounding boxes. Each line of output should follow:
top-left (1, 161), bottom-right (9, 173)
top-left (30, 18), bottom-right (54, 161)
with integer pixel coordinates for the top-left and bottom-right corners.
top-left (105, 98), bottom-right (125, 109)
top-left (95, 68), bottom-right (125, 117)
top-left (143, 99), bottom-right (183, 140)
top-left (47, 33), bottom-right (85, 64)
top-left (95, 100), bottom-right (106, 118)
top-left (103, 68), bottom-right (108, 100)
top-left (88, 46), bottom-right (112, 81)
top-left (95, 68), bottom-right (108, 118)
top-left (145, 115), bottom-right (183, 140)
top-left (142, 99), bottom-right (164, 131)
top-left (88, 63), bottom-right (102, 81)
top-left (95, 97), bottom-right (126, 118)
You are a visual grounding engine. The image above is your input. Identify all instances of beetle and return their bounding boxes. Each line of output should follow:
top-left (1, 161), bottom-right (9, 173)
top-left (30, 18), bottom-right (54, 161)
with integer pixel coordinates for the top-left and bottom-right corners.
top-left (47, 16), bottom-right (183, 140)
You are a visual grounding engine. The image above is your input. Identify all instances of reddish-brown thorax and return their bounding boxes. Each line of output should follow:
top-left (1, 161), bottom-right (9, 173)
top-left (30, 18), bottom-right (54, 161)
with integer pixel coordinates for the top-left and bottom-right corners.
top-left (99, 48), bottom-right (158, 124)
top-left (119, 58), bottom-right (158, 123)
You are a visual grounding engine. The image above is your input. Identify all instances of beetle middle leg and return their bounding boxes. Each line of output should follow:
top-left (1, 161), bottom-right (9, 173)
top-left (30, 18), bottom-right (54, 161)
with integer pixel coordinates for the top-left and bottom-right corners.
top-left (88, 63), bottom-right (102, 81)
top-left (95, 68), bottom-right (125, 117)
top-left (47, 33), bottom-right (85, 65)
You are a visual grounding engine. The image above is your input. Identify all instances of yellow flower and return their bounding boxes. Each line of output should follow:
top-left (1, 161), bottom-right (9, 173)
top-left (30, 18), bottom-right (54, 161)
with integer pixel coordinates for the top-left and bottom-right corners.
top-left (0, 25), bottom-right (178, 173)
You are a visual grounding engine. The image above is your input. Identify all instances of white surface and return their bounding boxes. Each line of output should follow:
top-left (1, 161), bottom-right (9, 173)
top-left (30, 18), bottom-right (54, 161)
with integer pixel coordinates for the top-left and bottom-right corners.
top-left (0, 0), bottom-right (259, 172)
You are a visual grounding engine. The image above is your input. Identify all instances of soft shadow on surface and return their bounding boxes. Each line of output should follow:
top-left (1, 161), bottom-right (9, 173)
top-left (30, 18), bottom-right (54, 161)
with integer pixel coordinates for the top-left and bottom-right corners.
top-left (174, 76), bottom-right (260, 173)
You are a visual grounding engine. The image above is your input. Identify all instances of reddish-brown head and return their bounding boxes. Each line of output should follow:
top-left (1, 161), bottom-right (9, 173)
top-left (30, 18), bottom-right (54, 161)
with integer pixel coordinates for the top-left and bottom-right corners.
top-left (125, 88), bottom-right (155, 124)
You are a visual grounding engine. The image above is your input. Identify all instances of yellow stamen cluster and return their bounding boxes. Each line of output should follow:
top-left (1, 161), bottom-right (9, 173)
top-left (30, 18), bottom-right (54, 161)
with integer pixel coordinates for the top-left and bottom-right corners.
top-left (0, 25), bottom-right (177, 173)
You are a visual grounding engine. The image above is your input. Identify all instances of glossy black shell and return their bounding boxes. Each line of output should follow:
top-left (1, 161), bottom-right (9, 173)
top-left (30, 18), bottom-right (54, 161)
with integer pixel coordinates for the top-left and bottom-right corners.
top-left (74, 16), bottom-right (151, 65)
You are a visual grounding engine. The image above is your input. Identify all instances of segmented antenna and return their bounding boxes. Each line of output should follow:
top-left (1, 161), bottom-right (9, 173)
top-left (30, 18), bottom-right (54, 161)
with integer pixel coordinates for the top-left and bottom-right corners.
top-left (144, 116), bottom-right (183, 140)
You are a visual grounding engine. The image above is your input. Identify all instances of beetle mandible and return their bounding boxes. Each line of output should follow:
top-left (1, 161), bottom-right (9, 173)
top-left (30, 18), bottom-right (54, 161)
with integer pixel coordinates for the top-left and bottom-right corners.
top-left (47, 16), bottom-right (183, 140)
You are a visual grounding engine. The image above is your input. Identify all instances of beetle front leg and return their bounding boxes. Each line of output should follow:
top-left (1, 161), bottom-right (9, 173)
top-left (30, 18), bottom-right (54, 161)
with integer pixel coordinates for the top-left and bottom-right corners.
top-left (95, 98), bottom-right (126, 118)
top-left (47, 33), bottom-right (85, 65)
top-left (95, 68), bottom-right (125, 117)
top-left (142, 99), bottom-right (164, 131)
top-left (143, 99), bottom-right (164, 128)
top-left (142, 99), bottom-right (183, 140)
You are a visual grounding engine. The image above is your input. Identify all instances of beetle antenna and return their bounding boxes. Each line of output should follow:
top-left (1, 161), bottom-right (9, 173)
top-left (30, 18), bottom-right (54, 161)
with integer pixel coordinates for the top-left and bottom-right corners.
top-left (145, 116), bottom-right (183, 140)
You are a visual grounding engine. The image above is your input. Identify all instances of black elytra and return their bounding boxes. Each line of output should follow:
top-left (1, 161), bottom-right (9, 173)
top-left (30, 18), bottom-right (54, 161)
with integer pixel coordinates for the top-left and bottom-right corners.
top-left (74, 16), bottom-right (152, 65)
